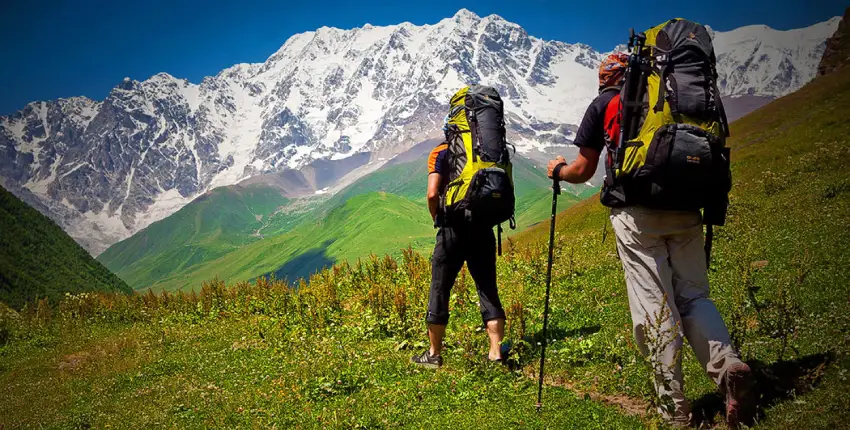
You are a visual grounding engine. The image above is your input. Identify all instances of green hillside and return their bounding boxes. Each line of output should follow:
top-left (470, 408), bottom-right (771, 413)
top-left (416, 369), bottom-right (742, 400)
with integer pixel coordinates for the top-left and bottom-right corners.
top-left (513, 185), bottom-right (598, 232)
top-left (0, 185), bottom-right (131, 308)
top-left (2, 64), bottom-right (850, 430)
top-left (145, 192), bottom-right (433, 292)
top-left (98, 185), bottom-right (290, 289)
top-left (328, 160), bottom-right (428, 204)
top-left (312, 152), bottom-right (587, 222)
top-left (102, 147), bottom-right (590, 292)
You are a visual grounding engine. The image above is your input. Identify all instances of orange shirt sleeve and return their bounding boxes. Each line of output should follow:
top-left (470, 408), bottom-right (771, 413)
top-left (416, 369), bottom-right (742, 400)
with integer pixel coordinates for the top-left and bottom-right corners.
top-left (428, 144), bottom-right (448, 174)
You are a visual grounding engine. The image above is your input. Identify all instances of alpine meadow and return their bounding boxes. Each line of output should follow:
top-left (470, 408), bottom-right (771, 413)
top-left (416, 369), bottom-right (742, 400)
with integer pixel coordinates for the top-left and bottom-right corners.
top-left (1, 5), bottom-right (850, 430)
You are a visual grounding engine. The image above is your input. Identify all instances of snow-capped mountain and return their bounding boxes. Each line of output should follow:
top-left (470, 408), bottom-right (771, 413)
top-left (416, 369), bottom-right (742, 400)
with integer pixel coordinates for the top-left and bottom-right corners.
top-left (0, 9), bottom-right (840, 255)
top-left (711, 17), bottom-right (842, 97)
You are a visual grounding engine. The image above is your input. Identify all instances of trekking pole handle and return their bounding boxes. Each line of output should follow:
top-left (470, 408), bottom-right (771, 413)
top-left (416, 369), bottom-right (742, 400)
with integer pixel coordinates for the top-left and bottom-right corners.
top-left (552, 163), bottom-right (567, 195)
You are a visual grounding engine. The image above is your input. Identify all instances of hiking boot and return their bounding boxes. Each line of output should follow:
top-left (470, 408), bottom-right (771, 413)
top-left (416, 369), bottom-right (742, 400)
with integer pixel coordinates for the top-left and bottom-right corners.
top-left (411, 350), bottom-right (443, 368)
top-left (667, 414), bottom-right (692, 429)
top-left (725, 362), bottom-right (754, 428)
top-left (667, 417), bottom-right (691, 429)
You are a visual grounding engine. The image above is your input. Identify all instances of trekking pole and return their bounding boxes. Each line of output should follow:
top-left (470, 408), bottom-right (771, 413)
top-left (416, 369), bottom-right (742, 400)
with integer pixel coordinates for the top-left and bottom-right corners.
top-left (536, 169), bottom-right (562, 412)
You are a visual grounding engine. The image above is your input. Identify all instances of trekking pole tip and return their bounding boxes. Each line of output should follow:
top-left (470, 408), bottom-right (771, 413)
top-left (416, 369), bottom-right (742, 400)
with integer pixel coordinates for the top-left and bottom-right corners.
top-left (535, 402), bottom-right (543, 412)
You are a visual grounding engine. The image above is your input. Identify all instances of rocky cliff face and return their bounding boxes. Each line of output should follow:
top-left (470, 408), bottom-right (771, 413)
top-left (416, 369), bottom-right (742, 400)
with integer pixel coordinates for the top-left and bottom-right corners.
top-left (0, 10), bottom-right (840, 254)
top-left (819, 8), bottom-right (850, 76)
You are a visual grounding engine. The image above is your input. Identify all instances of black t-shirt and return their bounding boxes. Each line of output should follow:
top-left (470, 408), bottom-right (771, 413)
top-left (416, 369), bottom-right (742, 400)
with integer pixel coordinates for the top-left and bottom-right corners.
top-left (572, 90), bottom-right (618, 153)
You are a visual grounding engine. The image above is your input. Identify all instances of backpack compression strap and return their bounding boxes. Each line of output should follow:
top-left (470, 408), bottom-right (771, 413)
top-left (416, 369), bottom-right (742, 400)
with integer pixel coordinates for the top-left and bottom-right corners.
top-left (495, 216), bottom-right (517, 257)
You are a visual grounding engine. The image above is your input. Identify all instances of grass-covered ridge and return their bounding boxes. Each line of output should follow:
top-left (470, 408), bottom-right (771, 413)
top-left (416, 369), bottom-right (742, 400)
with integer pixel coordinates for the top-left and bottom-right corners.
top-left (3, 67), bottom-right (848, 429)
top-left (97, 184), bottom-right (290, 289)
top-left (0, 185), bottom-right (131, 309)
top-left (139, 191), bottom-right (435, 292)
top-left (100, 150), bottom-right (591, 292)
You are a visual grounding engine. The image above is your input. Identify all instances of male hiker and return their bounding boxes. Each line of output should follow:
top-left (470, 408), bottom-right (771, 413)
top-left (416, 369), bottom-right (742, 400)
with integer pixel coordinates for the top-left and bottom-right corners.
top-left (546, 46), bottom-right (753, 427)
top-left (411, 86), bottom-right (514, 368)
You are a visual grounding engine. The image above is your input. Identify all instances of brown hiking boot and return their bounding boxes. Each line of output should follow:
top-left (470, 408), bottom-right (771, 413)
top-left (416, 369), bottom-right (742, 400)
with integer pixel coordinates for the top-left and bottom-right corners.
top-left (725, 362), bottom-right (754, 428)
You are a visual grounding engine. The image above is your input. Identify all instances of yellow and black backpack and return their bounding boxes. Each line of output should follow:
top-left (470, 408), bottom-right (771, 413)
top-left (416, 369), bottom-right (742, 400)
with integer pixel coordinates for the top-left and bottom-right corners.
top-left (603, 18), bottom-right (732, 227)
top-left (441, 85), bottom-right (516, 232)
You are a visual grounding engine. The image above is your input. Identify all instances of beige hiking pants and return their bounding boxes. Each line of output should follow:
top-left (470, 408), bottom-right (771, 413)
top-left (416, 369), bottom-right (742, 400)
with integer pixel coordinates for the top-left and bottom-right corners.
top-left (610, 206), bottom-right (742, 421)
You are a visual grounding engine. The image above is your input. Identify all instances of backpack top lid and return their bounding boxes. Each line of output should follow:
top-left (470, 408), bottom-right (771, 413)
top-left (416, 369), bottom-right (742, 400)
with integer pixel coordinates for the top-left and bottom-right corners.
top-left (645, 18), bottom-right (714, 59)
top-left (448, 85), bottom-right (504, 124)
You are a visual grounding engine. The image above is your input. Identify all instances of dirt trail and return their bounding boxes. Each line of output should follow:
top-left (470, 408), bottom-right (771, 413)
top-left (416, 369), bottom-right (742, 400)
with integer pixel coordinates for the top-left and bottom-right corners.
top-left (523, 369), bottom-right (650, 418)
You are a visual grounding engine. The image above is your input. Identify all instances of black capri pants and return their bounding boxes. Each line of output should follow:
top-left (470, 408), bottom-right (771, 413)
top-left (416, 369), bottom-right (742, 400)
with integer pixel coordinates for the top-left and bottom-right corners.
top-left (426, 224), bottom-right (506, 325)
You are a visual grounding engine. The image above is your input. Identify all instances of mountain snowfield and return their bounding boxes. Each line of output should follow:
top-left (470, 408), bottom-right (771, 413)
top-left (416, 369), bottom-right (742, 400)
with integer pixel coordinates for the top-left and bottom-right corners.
top-left (0, 9), bottom-right (841, 255)
top-left (710, 16), bottom-right (843, 97)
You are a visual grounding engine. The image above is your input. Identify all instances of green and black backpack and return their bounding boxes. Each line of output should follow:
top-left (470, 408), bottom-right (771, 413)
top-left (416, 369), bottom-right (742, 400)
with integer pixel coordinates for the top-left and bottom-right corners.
top-left (603, 18), bottom-right (732, 227)
top-left (441, 85), bottom-right (516, 234)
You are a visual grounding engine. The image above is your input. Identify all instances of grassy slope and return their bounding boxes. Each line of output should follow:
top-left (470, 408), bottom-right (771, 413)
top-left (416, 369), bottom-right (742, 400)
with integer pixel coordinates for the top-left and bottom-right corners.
top-left (0, 186), bottom-right (131, 308)
top-left (151, 155), bottom-right (589, 292)
top-left (509, 65), bottom-right (850, 428)
top-left (2, 71), bottom-right (849, 430)
top-left (146, 192), bottom-right (434, 292)
top-left (326, 159), bottom-right (429, 205)
top-left (97, 185), bottom-right (289, 289)
top-left (0, 315), bottom-right (645, 429)
top-left (513, 185), bottom-right (598, 232)
top-left (105, 149), bottom-right (590, 292)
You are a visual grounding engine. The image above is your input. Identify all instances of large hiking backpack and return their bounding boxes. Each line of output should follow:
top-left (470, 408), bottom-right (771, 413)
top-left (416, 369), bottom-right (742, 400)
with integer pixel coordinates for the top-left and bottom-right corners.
top-left (602, 18), bottom-right (732, 227)
top-left (441, 85), bottom-right (516, 230)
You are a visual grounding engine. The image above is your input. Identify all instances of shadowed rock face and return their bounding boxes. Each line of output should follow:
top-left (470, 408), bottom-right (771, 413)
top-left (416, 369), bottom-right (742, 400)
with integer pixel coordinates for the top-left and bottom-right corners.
top-left (0, 10), bottom-right (838, 255)
top-left (722, 95), bottom-right (776, 123)
top-left (819, 8), bottom-right (850, 77)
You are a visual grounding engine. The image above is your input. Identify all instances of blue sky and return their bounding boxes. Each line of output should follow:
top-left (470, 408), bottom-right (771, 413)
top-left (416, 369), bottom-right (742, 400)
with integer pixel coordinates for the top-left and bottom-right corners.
top-left (0, 0), bottom-right (845, 115)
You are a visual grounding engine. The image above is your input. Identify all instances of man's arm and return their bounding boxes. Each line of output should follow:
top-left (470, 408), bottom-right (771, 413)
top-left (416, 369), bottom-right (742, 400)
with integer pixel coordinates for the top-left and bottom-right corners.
top-left (427, 172), bottom-right (442, 221)
top-left (546, 147), bottom-right (601, 184)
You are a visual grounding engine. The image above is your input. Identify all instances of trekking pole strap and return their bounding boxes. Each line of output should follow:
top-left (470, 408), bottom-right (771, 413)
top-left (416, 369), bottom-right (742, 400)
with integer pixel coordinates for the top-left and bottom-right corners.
top-left (551, 163), bottom-right (566, 195)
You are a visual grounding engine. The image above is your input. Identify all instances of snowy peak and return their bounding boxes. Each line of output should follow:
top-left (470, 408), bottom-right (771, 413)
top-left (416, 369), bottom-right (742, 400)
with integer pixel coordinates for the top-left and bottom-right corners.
top-left (454, 8), bottom-right (478, 20)
top-left (712, 16), bottom-right (841, 97)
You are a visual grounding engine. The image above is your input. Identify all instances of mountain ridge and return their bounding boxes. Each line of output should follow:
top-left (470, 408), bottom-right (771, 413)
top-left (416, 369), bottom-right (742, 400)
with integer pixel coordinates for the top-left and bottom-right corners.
top-left (0, 10), bottom-right (840, 255)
